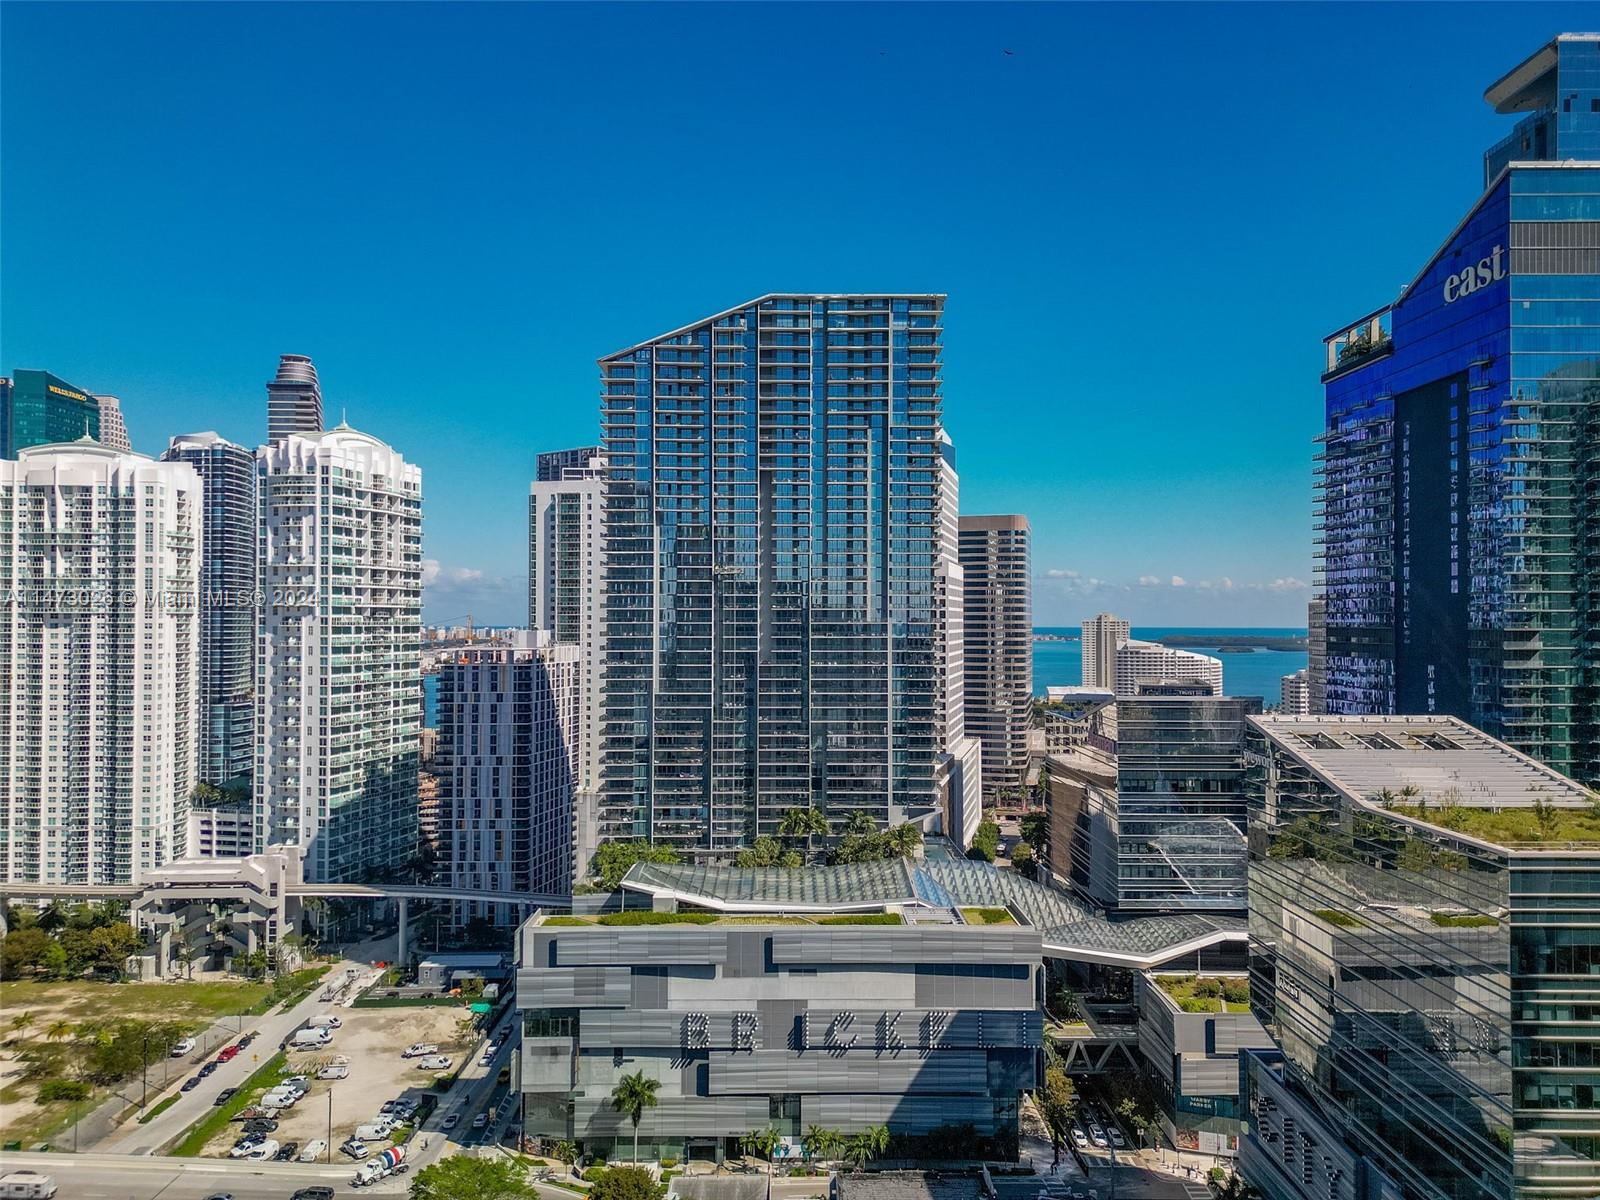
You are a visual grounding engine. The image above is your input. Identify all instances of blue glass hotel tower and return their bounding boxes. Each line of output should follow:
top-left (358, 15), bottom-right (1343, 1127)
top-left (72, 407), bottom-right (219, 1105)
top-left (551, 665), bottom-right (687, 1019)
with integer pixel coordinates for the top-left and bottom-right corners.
top-left (1317, 34), bottom-right (1600, 785)
top-left (599, 295), bottom-right (945, 856)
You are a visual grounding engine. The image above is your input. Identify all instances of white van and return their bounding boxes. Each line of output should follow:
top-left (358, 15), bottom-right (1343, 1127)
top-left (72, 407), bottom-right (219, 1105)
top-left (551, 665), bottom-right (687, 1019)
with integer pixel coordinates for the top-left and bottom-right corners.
top-left (169, 1037), bottom-right (195, 1058)
top-left (299, 1138), bottom-right (329, 1162)
top-left (307, 1013), bottom-right (342, 1029)
top-left (291, 1027), bottom-right (332, 1049)
top-left (354, 1120), bottom-right (395, 1142)
top-left (245, 1139), bottom-right (280, 1161)
top-left (0, 1171), bottom-right (58, 1199)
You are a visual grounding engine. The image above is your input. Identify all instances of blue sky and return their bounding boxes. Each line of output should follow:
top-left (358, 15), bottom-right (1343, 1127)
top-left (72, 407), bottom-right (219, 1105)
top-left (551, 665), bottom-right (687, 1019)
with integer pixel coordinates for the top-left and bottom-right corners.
top-left (0, 2), bottom-right (1575, 626)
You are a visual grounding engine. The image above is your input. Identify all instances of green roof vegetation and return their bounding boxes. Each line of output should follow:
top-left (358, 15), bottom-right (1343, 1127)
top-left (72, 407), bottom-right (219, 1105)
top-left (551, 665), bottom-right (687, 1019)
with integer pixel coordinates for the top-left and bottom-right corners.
top-left (540, 910), bottom-right (901, 927)
top-left (1152, 975), bottom-right (1251, 1013)
top-left (813, 913), bottom-right (902, 926)
top-left (1311, 908), bottom-right (1363, 929)
top-left (596, 911), bottom-right (717, 926)
top-left (1428, 912), bottom-right (1499, 929)
top-left (1389, 803), bottom-right (1600, 847)
top-left (960, 907), bottom-right (1015, 925)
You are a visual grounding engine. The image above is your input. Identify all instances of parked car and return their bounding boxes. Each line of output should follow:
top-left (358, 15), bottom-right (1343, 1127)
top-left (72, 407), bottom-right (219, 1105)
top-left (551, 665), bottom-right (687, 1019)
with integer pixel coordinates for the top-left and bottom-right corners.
top-left (198, 1062), bottom-right (218, 1078)
top-left (1070, 1127), bottom-right (1089, 1149)
top-left (317, 1065), bottom-right (349, 1080)
top-left (228, 1137), bottom-right (263, 1158)
top-left (243, 1139), bottom-right (279, 1162)
top-left (282, 1075), bottom-right (311, 1091)
top-left (217, 1045), bottom-right (240, 1063)
top-left (1089, 1123), bottom-right (1109, 1149)
top-left (275, 1142), bottom-right (300, 1161)
top-left (402, 1043), bottom-right (438, 1058)
top-left (416, 1055), bottom-right (451, 1071)
top-left (1109, 1127), bottom-right (1127, 1150)
top-left (235, 1034), bottom-right (254, 1049)
top-left (307, 1014), bottom-right (342, 1029)
top-left (170, 1038), bottom-right (196, 1058)
top-left (213, 1087), bottom-right (238, 1107)
top-left (471, 1112), bottom-right (487, 1129)
top-left (243, 1118), bottom-right (279, 1134)
top-left (291, 1190), bottom-right (335, 1200)
top-left (340, 1139), bottom-right (371, 1160)
top-left (298, 1139), bottom-right (329, 1162)
top-left (180, 1077), bottom-right (201, 1093)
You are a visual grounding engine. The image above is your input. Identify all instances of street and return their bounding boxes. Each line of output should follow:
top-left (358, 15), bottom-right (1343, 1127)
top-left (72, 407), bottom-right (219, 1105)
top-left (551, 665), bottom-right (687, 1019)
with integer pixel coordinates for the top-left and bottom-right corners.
top-left (0, 1150), bottom-right (350, 1199)
top-left (99, 960), bottom-right (367, 1155)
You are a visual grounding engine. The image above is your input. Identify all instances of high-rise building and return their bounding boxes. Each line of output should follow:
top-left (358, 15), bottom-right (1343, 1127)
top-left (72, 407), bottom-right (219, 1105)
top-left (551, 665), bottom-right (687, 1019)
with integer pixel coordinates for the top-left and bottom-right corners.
top-left (94, 395), bottom-right (131, 453)
top-left (1316, 34), bottom-right (1600, 783)
top-left (1305, 596), bottom-right (1327, 714)
top-left (265, 354), bottom-right (323, 443)
top-left (256, 425), bottom-right (422, 882)
top-left (1047, 695), bottom-right (1260, 914)
top-left (599, 294), bottom-right (946, 854)
top-left (437, 635), bottom-right (582, 920)
top-left (934, 432), bottom-right (983, 848)
top-left (164, 432), bottom-right (258, 787)
top-left (528, 446), bottom-right (604, 805)
top-left (1278, 669), bottom-right (1310, 716)
top-left (1, 369), bottom-right (100, 458)
top-left (1081, 612), bottom-right (1130, 690)
top-left (535, 446), bottom-right (603, 483)
top-left (0, 443), bottom-right (200, 884)
top-left (959, 515), bottom-right (1033, 799)
top-left (1242, 713), bottom-right (1600, 1200)
top-left (1115, 639), bottom-right (1223, 697)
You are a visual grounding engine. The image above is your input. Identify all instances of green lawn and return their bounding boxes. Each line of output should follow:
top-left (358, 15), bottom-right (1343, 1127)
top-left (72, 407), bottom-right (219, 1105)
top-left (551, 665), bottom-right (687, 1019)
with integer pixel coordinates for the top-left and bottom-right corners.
top-left (960, 907), bottom-right (1015, 925)
top-left (138, 1093), bottom-right (181, 1123)
top-left (1152, 974), bottom-right (1252, 1013)
top-left (1, 978), bottom-right (273, 1026)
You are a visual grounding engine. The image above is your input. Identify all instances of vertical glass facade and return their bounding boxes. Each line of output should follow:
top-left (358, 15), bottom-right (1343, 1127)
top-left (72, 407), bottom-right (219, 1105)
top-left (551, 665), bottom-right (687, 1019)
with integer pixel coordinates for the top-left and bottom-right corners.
top-left (1318, 42), bottom-right (1600, 784)
top-left (600, 295), bottom-right (945, 854)
top-left (0, 368), bottom-right (100, 458)
top-left (1243, 718), bottom-right (1600, 1200)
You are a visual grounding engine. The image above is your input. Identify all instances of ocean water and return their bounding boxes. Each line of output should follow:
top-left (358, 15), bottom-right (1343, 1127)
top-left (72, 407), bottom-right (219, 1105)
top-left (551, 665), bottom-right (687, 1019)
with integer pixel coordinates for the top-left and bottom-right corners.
top-left (422, 627), bottom-right (1311, 725)
top-left (1033, 627), bottom-right (1309, 702)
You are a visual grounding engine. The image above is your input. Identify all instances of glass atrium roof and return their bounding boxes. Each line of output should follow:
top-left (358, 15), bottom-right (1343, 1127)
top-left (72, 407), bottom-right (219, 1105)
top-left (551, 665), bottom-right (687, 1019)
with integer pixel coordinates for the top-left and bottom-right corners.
top-left (622, 857), bottom-right (1244, 968)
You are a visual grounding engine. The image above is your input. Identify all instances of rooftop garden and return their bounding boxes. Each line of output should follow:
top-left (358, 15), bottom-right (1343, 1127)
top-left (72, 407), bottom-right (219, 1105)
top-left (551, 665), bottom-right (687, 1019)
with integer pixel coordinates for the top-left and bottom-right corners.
top-left (539, 910), bottom-right (902, 928)
top-left (1386, 798), bottom-right (1600, 846)
top-left (1311, 908), bottom-right (1364, 929)
top-left (960, 907), bottom-right (1015, 925)
top-left (1429, 912), bottom-right (1499, 929)
top-left (1152, 975), bottom-right (1251, 1014)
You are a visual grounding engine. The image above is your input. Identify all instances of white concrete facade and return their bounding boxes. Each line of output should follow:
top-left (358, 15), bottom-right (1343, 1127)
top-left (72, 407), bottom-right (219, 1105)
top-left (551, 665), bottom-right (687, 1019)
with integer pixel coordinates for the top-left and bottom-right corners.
top-left (256, 426), bottom-right (422, 883)
top-left (933, 436), bottom-right (982, 848)
top-left (0, 443), bottom-right (201, 884)
top-left (1081, 612), bottom-right (1130, 690)
top-left (1280, 669), bottom-right (1311, 716)
top-left (1115, 639), bottom-right (1223, 697)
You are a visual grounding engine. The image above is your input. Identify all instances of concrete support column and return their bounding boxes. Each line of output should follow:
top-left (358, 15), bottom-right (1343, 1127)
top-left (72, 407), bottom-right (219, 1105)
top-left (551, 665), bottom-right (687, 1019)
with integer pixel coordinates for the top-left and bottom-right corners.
top-left (157, 928), bottom-right (173, 977)
top-left (398, 897), bottom-right (410, 967)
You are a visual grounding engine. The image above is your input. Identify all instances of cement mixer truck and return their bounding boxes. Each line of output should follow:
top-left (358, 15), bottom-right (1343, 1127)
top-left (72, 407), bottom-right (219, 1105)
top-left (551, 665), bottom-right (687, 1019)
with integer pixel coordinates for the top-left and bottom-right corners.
top-left (350, 1144), bottom-right (407, 1187)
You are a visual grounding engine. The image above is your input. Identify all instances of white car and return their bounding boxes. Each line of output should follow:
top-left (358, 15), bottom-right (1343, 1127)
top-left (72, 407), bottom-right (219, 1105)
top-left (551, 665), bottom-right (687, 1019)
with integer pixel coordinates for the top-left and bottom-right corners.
top-left (402, 1043), bottom-right (438, 1058)
top-left (170, 1038), bottom-right (196, 1057)
top-left (298, 1139), bottom-right (329, 1162)
top-left (341, 1139), bottom-right (371, 1160)
top-left (229, 1138), bottom-right (263, 1158)
top-left (416, 1055), bottom-right (452, 1071)
top-left (471, 1112), bottom-right (487, 1129)
top-left (1089, 1124), bottom-right (1109, 1149)
top-left (317, 1065), bottom-right (350, 1080)
top-left (441, 1112), bottom-right (461, 1131)
top-left (244, 1140), bottom-right (279, 1162)
top-left (1070, 1128), bottom-right (1089, 1149)
top-left (1109, 1127), bottom-right (1127, 1149)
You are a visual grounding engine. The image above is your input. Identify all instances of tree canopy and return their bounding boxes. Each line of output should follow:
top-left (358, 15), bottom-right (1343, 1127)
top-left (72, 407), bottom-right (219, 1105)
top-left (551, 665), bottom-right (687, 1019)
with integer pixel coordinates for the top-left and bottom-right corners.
top-left (588, 1166), bottom-right (666, 1200)
top-left (409, 1156), bottom-right (535, 1200)
top-left (592, 841), bottom-right (682, 890)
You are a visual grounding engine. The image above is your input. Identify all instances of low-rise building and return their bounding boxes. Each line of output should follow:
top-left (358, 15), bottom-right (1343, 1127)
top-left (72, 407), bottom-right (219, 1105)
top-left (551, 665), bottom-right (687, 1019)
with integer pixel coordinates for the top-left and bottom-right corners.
top-left (187, 806), bottom-right (253, 859)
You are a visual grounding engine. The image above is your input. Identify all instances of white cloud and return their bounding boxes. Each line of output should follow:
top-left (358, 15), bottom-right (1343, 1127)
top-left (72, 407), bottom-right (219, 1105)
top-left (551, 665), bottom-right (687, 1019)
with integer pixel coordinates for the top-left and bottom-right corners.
top-left (1137, 575), bottom-right (1161, 587)
top-left (1045, 568), bottom-right (1079, 579)
top-left (1268, 576), bottom-right (1310, 593)
top-left (1170, 575), bottom-right (1186, 588)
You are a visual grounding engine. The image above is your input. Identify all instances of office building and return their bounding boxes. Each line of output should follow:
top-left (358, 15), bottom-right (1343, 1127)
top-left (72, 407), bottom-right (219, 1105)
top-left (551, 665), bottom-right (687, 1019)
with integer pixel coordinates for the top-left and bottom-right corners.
top-left (265, 353), bottom-right (323, 443)
top-left (1242, 713), bottom-right (1600, 1200)
top-left (959, 515), bottom-right (1032, 797)
top-left (1043, 695), bottom-right (1260, 914)
top-left (256, 425), bottom-right (422, 882)
top-left (517, 891), bottom-right (1041, 1160)
top-left (0, 443), bottom-right (200, 884)
top-left (1081, 612), bottom-right (1130, 690)
top-left (94, 395), bottom-right (131, 453)
top-left (528, 446), bottom-right (605, 799)
top-left (164, 432), bottom-right (258, 787)
top-left (1137, 971), bottom-right (1273, 1156)
top-left (935, 433), bottom-right (983, 847)
top-left (1316, 34), bottom-right (1600, 784)
top-left (1, 369), bottom-right (100, 458)
top-left (1115, 639), bottom-right (1223, 698)
top-left (599, 294), bottom-right (946, 854)
top-left (1279, 669), bottom-right (1311, 716)
top-left (437, 635), bottom-right (583, 919)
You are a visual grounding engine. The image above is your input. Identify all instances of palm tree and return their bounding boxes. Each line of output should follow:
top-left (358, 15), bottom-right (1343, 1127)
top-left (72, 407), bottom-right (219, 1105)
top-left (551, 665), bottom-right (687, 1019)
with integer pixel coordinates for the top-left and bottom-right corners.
top-left (740, 1127), bottom-right (781, 1173)
top-left (37, 900), bottom-right (68, 934)
top-left (552, 1139), bottom-right (579, 1179)
top-left (843, 811), bottom-right (877, 838)
top-left (864, 1124), bottom-right (889, 1160)
top-left (803, 1125), bottom-right (842, 1163)
top-left (779, 806), bottom-right (829, 858)
top-left (9, 1011), bottom-right (34, 1037)
top-left (610, 1070), bottom-right (660, 1164)
top-left (45, 1019), bottom-right (73, 1043)
top-left (886, 824), bottom-right (923, 859)
top-left (843, 1125), bottom-right (889, 1172)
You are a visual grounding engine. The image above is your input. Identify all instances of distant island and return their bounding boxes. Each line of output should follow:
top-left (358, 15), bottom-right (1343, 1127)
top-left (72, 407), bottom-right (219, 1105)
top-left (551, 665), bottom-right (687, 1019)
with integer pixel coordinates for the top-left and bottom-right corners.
top-left (1033, 633), bottom-right (1078, 642)
top-left (1162, 633), bottom-right (1308, 653)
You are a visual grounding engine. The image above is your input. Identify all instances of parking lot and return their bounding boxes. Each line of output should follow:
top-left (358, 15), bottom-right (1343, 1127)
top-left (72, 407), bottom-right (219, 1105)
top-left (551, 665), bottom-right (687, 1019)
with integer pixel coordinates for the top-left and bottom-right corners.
top-left (195, 1001), bottom-right (477, 1160)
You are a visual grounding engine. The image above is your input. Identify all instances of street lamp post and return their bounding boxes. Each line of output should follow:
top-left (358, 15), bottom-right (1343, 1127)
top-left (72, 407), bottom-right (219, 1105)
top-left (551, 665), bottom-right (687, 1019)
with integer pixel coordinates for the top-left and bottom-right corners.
top-left (328, 1087), bottom-right (334, 1162)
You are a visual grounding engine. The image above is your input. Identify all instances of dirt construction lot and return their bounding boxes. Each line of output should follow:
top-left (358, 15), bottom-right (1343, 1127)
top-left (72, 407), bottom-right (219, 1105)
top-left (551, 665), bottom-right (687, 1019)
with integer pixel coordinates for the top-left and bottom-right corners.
top-left (196, 1003), bottom-right (476, 1159)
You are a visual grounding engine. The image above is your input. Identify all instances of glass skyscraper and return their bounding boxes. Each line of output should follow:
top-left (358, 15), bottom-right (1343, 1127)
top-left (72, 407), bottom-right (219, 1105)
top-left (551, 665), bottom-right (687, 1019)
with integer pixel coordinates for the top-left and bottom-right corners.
top-left (599, 294), bottom-right (946, 855)
top-left (1316, 33), bottom-right (1600, 784)
top-left (1, 369), bottom-right (100, 458)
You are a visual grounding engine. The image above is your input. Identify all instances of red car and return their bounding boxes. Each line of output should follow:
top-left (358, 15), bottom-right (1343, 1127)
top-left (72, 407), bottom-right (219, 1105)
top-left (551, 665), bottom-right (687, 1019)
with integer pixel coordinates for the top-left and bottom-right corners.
top-left (218, 1045), bottom-right (241, 1063)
